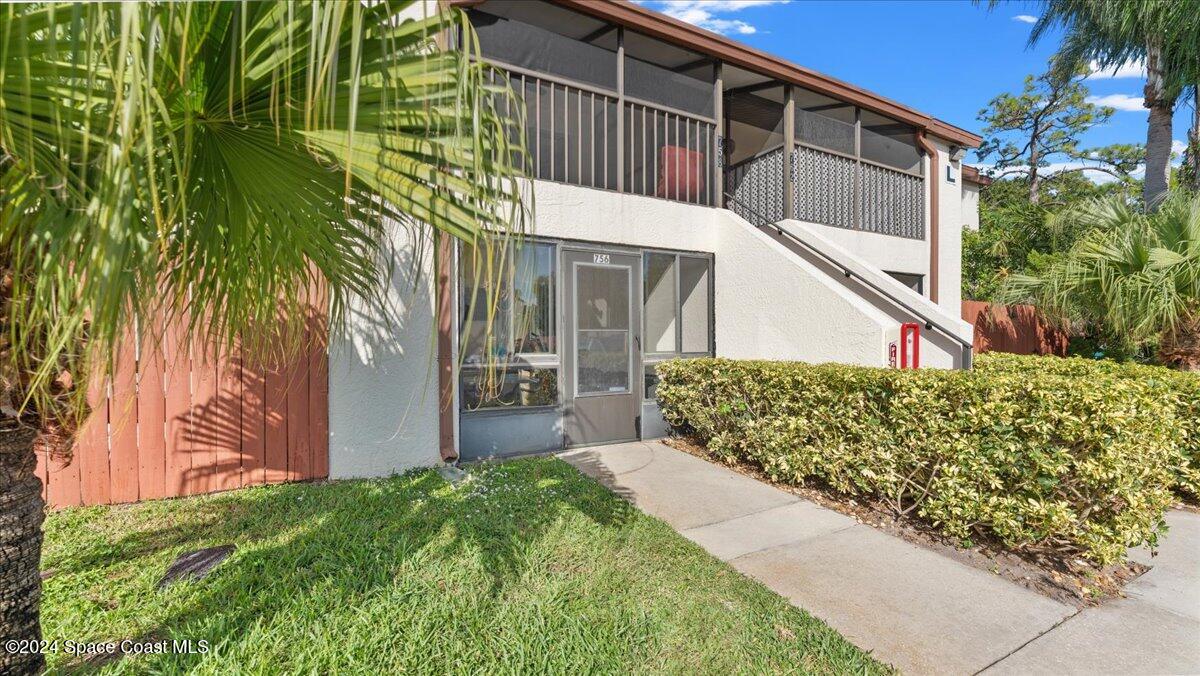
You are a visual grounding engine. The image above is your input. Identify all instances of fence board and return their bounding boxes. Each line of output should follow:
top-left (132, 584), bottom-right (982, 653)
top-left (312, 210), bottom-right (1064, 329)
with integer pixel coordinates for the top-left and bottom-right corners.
top-left (286, 345), bottom-right (310, 482)
top-left (962, 301), bottom-right (1067, 357)
top-left (45, 442), bottom-right (81, 508)
top-left (188, 333), bottom-right (217, 495)
top-left (109, 340), bottom-right (139, 504)
top-left (263, 363), bottom-right (290, 485)
top-left (77, 373), bottom-right (111, 505)
top-left (212, 350), bottom-right (243, 492)
top-left (137, 327), bottom-right (167, 500)
top-left (44, 303), bottom-right (329, 508)
top-left (163, 320), bottom-right (192, 499)
top-left (240, 356), bottom-right (267, 487)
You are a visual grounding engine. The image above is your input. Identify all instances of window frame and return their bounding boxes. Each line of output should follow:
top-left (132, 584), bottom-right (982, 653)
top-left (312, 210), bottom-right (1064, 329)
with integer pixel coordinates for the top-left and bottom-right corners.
top-left (458, 238), bottom-right (563, 414)
top-left (640, 249), bottom-right (714, 402)
top-left (572, 260), bottom-right (636, 399)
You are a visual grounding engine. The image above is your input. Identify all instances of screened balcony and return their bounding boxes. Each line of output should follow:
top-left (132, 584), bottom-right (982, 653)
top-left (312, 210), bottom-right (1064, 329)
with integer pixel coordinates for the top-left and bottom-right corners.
top-left (464, 1), bottom-right (928, 235)
top-left (468, 1), bottom-right (719, 207)
top-left (724, 81), bottom-right (926, 239)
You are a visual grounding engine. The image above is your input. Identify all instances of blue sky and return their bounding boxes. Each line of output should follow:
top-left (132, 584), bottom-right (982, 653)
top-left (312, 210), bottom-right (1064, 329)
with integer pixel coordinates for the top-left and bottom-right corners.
top-left (638, 0), bottom-right (1194, 177)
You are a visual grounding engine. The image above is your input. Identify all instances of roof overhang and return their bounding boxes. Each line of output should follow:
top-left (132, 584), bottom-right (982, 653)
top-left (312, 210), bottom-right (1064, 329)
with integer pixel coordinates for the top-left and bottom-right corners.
top-left (451, 0), bottom-right (981, 148)
top-left (962, 165), bottom-right (992, 186)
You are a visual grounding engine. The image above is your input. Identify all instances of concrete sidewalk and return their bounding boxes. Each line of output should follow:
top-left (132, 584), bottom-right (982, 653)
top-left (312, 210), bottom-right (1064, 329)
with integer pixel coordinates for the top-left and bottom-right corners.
top-left (560, 441), bottom-right (1200, 675)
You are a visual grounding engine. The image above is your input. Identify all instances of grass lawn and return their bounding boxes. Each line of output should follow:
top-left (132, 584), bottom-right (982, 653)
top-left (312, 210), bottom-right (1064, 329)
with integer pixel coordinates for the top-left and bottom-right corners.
top-left (41, 457), bottom-right (886, 674)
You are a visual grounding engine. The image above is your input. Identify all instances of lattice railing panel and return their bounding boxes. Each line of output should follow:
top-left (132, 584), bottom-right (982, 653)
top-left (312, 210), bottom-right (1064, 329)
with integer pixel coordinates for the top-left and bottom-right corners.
top-left (860, 162), bottom-right (924, 239)
top-left (793, 146), bottom-right (856, 229)
top-left (725, 148), bottom-right (786, 224)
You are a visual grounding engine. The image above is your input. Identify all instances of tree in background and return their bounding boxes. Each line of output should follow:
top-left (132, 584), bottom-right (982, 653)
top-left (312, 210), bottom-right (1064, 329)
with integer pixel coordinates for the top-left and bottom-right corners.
top-left (1031, 0), bottom-right (1200, 210)
top-left (1184, 88), bottom-right (1200, 192)
top-left (962, 172), bottom-right (1114, 300)
top-left (0, 3), bottom-right (527, 673)
top-left (976, 66), bottom-right (1114, 204)
top-left (1001, 194), bottom-right (1200, 369)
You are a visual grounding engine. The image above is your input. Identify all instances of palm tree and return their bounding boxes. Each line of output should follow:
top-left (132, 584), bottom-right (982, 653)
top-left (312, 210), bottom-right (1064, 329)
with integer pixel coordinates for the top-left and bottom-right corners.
top-left (0, 2), bottom-right (526, 673)
top-left (1030, 0), bottom-right (1200, 210)
top-left (1001, 194), bottom-right (1200, 369)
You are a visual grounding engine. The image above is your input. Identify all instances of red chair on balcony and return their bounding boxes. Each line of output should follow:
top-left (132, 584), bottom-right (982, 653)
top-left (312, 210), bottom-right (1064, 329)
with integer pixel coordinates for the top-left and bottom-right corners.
top-left (655, 145), bottom-right (705, 202)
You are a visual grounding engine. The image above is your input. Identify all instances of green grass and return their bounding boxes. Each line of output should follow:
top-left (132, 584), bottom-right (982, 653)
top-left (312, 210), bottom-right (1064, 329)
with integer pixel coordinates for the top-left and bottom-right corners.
top-left (41, 458), bottom-right (886, 674)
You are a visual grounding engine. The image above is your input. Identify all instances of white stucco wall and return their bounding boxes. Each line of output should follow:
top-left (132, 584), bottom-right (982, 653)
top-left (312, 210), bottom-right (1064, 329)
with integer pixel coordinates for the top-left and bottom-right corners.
top-left (935, 144), bottom-right (964, 313)
top-left (802, 222), bottom-right (929, 285)
top-left (790, 140), bottom-right (966, 320)
top-left (527, 180), bottom-right (720, 252)
top-left (328, 166), bottom-right (975, 476)
top-left (714, 213), bottom-right (890, 365)
top-left (962, 182), bottom-right (981, 231)
top-left (328, 222), bottom-right (442, 478)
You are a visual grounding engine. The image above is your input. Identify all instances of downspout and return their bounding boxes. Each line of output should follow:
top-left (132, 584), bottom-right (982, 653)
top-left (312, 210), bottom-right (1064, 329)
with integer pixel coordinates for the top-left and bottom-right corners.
top-left (435, 232), bottom-right (459, 462)
top-left (435, 1), bottom-right (459, 462)
top-left (915, 131), bottom-right (939, 304)
top-left (913, 131), bottom-right (970, 369)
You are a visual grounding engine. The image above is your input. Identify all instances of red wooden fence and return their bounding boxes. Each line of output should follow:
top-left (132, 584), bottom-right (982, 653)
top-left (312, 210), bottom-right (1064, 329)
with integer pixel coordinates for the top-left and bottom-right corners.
top-left (34, 317), bottom-right (329, 508)
top-left (962, 300), bottom-right (1067, 357)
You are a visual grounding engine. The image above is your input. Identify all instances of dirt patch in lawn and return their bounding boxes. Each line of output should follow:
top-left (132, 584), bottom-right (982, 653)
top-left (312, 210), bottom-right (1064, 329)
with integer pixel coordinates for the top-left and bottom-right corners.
top-left (663, 436), bottom-right (1154, 609)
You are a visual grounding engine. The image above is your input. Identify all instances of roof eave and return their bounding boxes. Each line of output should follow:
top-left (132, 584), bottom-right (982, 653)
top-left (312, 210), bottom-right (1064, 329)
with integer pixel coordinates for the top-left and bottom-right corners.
top-left (447, 0), bottom-right (981, 148)
top-left (555, 0), bottom-right (981, 148)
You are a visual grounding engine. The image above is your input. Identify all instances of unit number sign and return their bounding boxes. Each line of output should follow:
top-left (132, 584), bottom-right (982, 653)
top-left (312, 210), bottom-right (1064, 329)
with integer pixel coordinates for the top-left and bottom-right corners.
top-left (593, 253), bottom-right (611, 264)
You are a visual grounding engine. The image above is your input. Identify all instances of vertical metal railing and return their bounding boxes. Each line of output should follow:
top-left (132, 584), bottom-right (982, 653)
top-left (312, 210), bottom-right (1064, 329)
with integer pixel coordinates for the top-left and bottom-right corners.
top-left (623, 100), bottom-right (716, 206)
top-left (487, 65), bottom-right (716, 206)
top-left (489, 66), bottom-right (620, 191)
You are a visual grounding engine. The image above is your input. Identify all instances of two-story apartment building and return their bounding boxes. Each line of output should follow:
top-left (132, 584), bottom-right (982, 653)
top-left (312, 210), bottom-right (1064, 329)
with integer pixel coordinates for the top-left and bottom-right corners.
top-left (328, 0), bottom-right (981, 476)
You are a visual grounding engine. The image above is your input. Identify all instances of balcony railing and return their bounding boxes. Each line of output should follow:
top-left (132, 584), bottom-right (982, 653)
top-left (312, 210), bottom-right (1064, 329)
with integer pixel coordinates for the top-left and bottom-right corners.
top-left (487, 64), bottom-right (717, 207)
top-left (624, 100), bottom-right (717, 207)
top-left (728, 143), bottom-right (926, 240)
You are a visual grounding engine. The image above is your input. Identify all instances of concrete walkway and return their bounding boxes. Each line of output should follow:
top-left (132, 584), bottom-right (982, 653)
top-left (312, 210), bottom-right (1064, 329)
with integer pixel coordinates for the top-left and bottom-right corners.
top-left (560, 441), bottom-right (1200, 675)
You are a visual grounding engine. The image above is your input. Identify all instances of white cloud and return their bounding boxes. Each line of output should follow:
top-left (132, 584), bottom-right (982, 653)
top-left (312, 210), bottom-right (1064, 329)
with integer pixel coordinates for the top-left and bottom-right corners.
top-left (978, 161), bottom-right (1142, 185)
top-left (1012, 14), bottom-right (1038, 24)
top-left (1086, 93), bottom-right (1146, 112)
top-left (1087, 59), bottom-right (1146, 79)
top-left (1173, 139), bottom-right (1189, 157)
top-left (640, 0), bottom-right (790, 36)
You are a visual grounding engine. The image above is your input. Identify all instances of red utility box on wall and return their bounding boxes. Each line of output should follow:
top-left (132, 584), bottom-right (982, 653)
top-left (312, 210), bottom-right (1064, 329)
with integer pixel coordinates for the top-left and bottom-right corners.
top-left (889, 323), bottom-right (920, 369)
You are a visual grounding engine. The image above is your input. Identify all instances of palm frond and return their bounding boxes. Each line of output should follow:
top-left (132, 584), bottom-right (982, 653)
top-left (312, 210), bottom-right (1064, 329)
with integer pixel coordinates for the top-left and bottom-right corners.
top-left (1, 1), bottom-right (529, 423)
top-left (1000, 193), bottom-right (1200, 351)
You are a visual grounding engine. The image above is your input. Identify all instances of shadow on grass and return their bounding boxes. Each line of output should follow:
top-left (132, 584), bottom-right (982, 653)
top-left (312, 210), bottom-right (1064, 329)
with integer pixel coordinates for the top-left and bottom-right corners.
top-left (45, 458), bottom-right (634, 672)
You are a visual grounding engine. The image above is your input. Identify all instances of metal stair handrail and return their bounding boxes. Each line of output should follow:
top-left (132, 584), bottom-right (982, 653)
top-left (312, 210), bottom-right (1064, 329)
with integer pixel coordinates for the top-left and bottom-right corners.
top-left (723, 192), bottom-right (974, 368)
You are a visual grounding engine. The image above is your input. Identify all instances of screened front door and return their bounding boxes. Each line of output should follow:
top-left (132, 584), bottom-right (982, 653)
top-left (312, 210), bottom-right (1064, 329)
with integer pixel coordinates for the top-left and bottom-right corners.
top-left (562, 248), bottom-right (642, 447)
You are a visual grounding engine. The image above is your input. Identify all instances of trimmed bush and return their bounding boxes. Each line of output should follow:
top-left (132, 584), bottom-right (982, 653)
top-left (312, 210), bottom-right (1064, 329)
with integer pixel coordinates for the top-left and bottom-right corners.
top-left (976, 353), bottom-right (1200, 497)
top-left (656, 358), bottom-right (1182, 564)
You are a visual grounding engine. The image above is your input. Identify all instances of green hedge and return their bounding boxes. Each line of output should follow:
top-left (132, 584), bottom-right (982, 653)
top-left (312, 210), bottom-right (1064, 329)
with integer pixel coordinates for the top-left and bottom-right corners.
top-left (656, 357), bottom-right (1182, 564)
top-left (976, 353), bottom-right (1200, 497)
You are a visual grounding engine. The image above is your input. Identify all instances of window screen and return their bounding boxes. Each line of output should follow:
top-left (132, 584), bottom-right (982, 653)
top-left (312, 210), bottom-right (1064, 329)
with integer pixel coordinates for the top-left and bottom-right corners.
top-left (461, 367), bottom-right (558, 410)
top-left (643, 253), bottom-right (677, 353)
top-left (860, 110), bottom-right (922, 174)
top-left (795, 89), bottom-right (856, 155)
top-left (641, 252), bottom-right (713, 400)
top-left (679, 257), bottom-right (710, 353)
top-left (623, 32), bottom-right (713, 117)
top-left (576, 265), bottom-right (631, 395)
top-left (460, 240), bottom-right (557, 364)
top-left (469, 10), bottom-right (617, 91)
